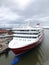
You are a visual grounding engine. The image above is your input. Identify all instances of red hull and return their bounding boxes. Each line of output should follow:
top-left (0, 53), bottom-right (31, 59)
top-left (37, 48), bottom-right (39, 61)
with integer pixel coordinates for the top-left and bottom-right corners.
top-left (10, 34), bottom-right (44, 55)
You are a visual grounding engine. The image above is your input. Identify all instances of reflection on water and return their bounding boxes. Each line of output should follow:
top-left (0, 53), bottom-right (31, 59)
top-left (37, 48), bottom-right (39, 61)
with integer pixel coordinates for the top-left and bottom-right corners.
top-left (0, 29), bottom-right (49, 65)
top-left (4, 51), bottom-right (9, 58)
top-left (0, 51), bottom-right (9, 58)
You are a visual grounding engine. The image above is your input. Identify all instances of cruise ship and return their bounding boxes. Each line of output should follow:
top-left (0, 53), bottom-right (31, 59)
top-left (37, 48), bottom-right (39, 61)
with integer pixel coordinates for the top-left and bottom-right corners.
top-left (8, 27), bottom-right (44, 55)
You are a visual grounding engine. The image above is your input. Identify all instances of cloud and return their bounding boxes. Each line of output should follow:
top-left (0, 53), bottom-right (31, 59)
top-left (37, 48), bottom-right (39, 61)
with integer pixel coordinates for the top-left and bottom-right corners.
top-left (25, 15), bottom-right (49, 22)
top-left (0, 6), bottom-right (20, 21)
top-left (0, 0), bottom-right (32, 10)
top-left (12, 0), bottom-right (31, 10)
top-left (0, 0), bottom-right (49, 28)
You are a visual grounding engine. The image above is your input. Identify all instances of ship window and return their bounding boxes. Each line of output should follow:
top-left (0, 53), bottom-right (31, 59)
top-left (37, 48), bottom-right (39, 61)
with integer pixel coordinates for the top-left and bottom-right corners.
top-left (14, 32), bottom-right (39, 35)
top-left (16, 30), bottom-right (29, 31)
top-left (14, 36), bottom-right (37, 38)
top-left (31, 30), bottom-right (39, 31)
top-left (16, 29), bottom-right (39, 31)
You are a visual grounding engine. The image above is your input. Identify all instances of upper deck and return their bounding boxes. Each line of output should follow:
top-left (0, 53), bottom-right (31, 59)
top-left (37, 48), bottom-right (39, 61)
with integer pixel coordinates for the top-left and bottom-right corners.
top-left (12, 27), bottom-right (43, 39)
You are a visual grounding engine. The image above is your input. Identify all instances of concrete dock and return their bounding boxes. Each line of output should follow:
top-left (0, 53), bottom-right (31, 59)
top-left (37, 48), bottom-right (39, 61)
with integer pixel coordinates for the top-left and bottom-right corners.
top-left (0, 38), bottom-right (12, 54)
top-left (0, 43), bottom-right (8, 53)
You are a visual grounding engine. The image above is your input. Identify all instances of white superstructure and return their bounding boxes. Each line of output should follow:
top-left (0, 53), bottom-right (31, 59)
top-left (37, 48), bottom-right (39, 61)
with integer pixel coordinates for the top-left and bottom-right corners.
top-left (9, 27), bottom-right (43, 48)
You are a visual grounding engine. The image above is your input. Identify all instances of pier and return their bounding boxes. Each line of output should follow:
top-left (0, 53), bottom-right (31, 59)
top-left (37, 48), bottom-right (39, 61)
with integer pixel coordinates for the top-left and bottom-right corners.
top-left (0, 37), bottom-right (12, 54)
top-left (0, 43), bottom-right (9, 54)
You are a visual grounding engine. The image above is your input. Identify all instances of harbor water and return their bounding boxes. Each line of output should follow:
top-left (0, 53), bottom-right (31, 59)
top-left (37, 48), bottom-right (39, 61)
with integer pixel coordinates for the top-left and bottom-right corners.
top-left (0, 29), bottom-right (49, 65)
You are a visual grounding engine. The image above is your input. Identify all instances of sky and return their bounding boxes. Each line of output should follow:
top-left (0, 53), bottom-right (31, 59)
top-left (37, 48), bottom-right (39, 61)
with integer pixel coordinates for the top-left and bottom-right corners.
top-left (0, 0), bottom-right (49, 28)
